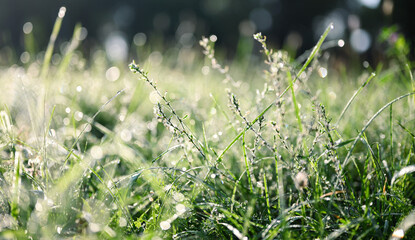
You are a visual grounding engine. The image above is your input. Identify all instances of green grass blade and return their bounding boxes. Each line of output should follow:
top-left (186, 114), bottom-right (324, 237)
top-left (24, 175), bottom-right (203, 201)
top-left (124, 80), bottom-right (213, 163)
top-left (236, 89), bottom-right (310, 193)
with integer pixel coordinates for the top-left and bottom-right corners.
top-left (279, 23), bottom-right (334, 96)
top-left (11, 151), bottom-right (21, 219)
top-left (288, 71), bottom-right (303, 132)
top-left (57, 23), bottom-right (83, 77)
top-left (342, 92), bottom-right (415, 169)
top-left (336, 72), bottom-right (376, 125)
top-left (61, 89), bottom-right (124, 173)
top-left (89, 168), bottom-right (136, 230)
top-left (242, 132), bottom-right (253, 193)
top-left (40, 6), bottom-right (66, 79)
top-left (43, 105), bottom-right (55, 181)
top-left (390, 104), bottom-right (394, 163)
top-left (263, 172), bottom-right (272, 222)
top-left (288, 70), bottom-right (309, 156)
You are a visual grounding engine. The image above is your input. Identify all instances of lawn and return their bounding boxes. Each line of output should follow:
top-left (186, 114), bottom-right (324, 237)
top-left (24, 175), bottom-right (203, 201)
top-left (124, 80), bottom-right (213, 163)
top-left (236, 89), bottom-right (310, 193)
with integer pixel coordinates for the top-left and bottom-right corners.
top-left (0, 15), bottom-right (415, 240)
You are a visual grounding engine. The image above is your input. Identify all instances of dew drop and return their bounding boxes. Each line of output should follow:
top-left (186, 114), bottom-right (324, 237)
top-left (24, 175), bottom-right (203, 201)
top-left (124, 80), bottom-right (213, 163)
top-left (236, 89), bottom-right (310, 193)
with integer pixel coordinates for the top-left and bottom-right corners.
top-left (318, 67), bottom-right (328, 78)
top-left (23, 22), bottom-right (33, 34)
top-left (176, 204), bottom-right (186, 214)
top-left (89, 223), bottom-right (100, 233)
top-left (20, 52), bottom-right (30, 63)
top-left (160, 221), bottom-right (171, 230)
top-left (74, 111), bottom-right (83, 121)
top-left (58, 7), bottom-right (66, 18)
top-left (173, 192), bottom-right (185, 202)
top-left (119, 217), bottom-right (127, 227)
top-left (63, 118), bottom-right (70, 125)
top-left (120, 129), bottom-right (132, 142)
top-left (90, 146), bottom-right (103, 159)
top-left (209, 35), bottom-right (217, 42)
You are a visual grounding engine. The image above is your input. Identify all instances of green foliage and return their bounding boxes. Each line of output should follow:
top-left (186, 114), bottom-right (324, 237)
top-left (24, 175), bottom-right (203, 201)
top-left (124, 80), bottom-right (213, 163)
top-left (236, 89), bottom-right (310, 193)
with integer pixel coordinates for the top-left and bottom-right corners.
top-left (0, 16), bottom-right (414, 240)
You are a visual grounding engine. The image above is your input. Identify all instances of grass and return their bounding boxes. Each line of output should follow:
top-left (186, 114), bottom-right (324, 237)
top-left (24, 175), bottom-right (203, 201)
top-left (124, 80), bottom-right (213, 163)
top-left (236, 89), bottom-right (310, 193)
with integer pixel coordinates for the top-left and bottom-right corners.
top-left (0, 9), bottom-right (415, 239)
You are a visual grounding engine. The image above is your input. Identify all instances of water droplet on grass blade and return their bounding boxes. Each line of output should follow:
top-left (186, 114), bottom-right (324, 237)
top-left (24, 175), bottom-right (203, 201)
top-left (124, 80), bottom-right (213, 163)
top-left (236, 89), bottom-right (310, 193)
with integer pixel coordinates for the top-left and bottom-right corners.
top-left (173, 192), bottom-right (185, 202)
top-left (176, 204), bottom-right (186, 214)
top-left (209, 35), bottom-right (217, 42)
top-left (318, 67), bottom-right (328, 78)
top-left (119, 217), bottom-right (127, 227)
top-left (58, 7), bottom-right (66, 18)
top-left (74, 111), bottom-right (83, 121)
top-left (20, 52), bottom-right (30, 63)
top-left (90, 146), bottom-right (103, 159)
top-left (120, 129), bottom-right (132, 142)
top-left (160, 221), bottom-right (171, 230)
top-left (89, 223), bottom-right (100, 233)
top-left (23, 22), bottom-right (33, 34)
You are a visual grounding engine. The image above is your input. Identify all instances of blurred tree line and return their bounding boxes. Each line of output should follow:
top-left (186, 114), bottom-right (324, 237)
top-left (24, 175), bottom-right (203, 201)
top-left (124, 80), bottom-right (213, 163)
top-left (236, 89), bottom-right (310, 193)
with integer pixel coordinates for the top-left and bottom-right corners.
top-left (0, 0), bottom-right (414, 62)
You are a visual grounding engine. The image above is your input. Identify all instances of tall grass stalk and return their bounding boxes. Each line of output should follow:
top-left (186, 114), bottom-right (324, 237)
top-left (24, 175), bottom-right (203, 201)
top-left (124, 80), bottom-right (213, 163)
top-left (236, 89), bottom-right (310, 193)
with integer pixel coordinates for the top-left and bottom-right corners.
top-left (129, 62), bottom-right (206, 159)
top-left (336, 72), bottom-right (376, 125)
top-left (40, 6), bottom-right (66, 79)
top-left (242, 132), bottom-right (253, 193)
top-left (287, 70), bottom-right (309, 156)
top-left (263, 171), bottom-right (272, 222)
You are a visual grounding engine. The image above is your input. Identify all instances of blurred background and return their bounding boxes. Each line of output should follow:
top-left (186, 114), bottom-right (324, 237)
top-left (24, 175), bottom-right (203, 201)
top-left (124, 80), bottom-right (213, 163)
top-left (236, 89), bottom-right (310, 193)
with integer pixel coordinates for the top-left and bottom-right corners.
top-left (0, 0), bottom-right (414, 66)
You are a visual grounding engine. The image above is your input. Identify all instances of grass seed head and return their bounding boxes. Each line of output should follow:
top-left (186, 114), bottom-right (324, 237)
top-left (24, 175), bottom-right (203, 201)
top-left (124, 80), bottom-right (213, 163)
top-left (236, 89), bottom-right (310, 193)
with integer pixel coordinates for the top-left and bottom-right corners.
top-left (294, 171), bottom-right (309, 191)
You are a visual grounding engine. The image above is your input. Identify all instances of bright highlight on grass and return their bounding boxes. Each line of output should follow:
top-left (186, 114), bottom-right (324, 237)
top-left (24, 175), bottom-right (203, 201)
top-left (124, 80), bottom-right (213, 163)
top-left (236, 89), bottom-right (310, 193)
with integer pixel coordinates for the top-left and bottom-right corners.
top-left (160, 221), bottom-right (171, 230)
